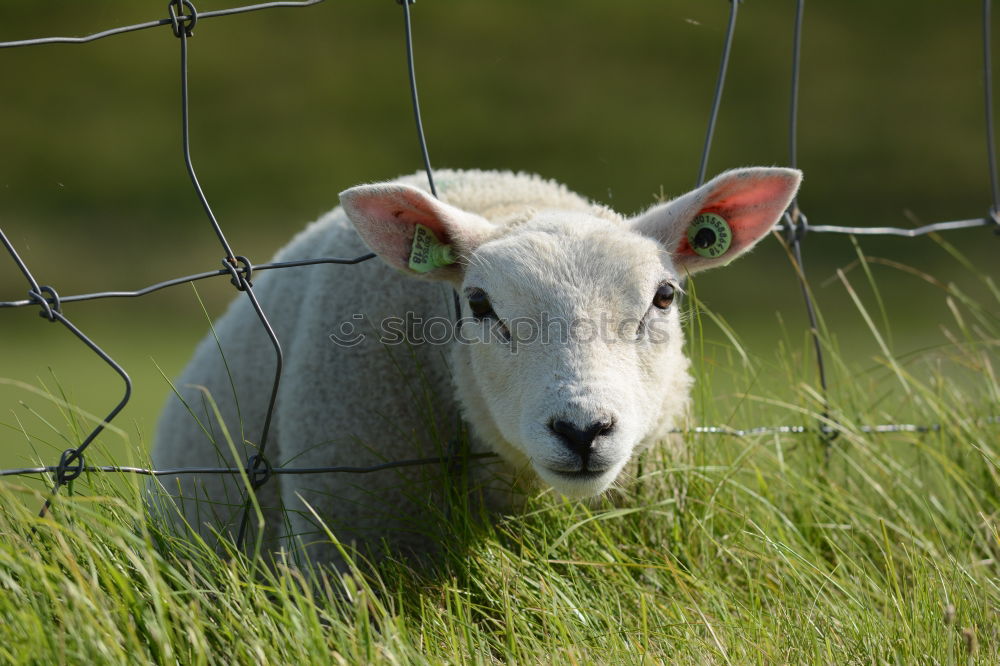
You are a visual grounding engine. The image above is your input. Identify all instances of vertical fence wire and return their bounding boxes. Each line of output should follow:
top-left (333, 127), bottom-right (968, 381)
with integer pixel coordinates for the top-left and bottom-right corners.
top-left (696, 0), bottom-right (740, 187)
top-left (398, 0), bottom-right (463, 324)
top-left (787, 0), bottom-right (803, 178)
top-left (400, 0), bottom-right (437, 198)
top-left (782, 0), bottom-right (834, 445)
top-left (167, 0), bottom-right (282, 550)
top-left (984, 0), bottom-right (1000, 229)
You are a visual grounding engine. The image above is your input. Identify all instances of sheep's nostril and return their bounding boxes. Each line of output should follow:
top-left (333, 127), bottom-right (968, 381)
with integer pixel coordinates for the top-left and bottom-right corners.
top-left (548, 418), bottom-right (616, 457)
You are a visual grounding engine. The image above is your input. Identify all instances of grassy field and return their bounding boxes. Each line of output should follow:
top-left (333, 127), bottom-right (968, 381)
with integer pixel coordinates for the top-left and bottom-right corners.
top-left (1, 253), bottom-right (997, 664)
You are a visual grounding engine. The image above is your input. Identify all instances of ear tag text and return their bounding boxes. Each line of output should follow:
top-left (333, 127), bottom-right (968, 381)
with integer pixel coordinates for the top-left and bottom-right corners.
top-left (687, 213), bottom-right (733, 258)
top-left (409, 223), bottom-right (456, 273)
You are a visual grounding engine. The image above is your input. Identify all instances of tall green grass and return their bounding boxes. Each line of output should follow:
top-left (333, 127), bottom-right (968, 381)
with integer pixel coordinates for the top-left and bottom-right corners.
top-left (1, 252), bottom-right (998, 664)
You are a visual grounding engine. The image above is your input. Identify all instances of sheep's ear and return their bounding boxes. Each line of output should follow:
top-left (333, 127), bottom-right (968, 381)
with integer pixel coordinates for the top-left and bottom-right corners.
top-left (630, 167), bottom-right (802, 274)
top-left (340, 183), bottom-right (495, 281)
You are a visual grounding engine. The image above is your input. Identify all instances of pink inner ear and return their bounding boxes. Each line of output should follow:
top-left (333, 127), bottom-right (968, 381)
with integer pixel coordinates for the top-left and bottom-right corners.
top-left (358, 188), bottom-right (450, 242)
top-left (676, 176), bottom-right (792, 258)
top-left (342, 184), bottom-right (457, 272)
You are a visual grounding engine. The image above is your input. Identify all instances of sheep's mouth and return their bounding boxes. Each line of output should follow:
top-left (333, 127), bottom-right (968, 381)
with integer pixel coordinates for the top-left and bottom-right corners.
top-left (538, 464), bottom-right (618, 498)
top-left (546, 468), bottom-right (609, 481)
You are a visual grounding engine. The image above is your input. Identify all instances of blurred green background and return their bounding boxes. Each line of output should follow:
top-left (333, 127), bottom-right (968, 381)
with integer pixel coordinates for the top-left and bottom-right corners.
top-left (1, 1), bottom-right (997, 470)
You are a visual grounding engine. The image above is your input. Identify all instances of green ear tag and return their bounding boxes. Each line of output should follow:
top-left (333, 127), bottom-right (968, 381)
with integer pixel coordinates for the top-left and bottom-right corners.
top-left (408, 224), bottom-right (456, 273)
top-left (687, 213), bottom-right (733, 258)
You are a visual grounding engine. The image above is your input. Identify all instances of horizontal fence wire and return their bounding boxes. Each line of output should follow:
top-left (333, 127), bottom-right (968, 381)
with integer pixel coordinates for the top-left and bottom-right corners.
top-left (773, 216), bottom-right (996, 237)
top-left (0, 0), bottom-right (326, 48)
top-left (0, 453), bottom-right (501, 480)
top-left (1, 0), bottom-right (998, 530)
top-left (6, 417), bottom-right (1000, 480)
top-left (0, 255), bottom-right (377, 309)
top-left (1, 218), bottom-right (993, 311)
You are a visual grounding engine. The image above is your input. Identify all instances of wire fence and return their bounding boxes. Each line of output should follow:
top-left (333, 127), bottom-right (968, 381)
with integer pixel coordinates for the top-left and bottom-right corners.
top-left (1, 0), bottom-right (998, 545)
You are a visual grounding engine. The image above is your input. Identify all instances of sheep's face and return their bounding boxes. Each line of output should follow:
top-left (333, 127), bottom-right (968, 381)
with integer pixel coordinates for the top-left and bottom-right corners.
top-left (341, 167), bottom-right (801, 498)
top-left (457, 214), bottom-right (690, 497)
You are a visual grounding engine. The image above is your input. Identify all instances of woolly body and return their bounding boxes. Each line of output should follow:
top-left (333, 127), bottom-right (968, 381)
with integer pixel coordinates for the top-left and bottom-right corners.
top-left (151, 168), bottom-right (800, 567)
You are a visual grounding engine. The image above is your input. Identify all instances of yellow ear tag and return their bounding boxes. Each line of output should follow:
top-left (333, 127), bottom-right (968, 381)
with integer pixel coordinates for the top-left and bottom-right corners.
top-left (687, 213), bottom-right (733, 258)
top-left (408, 224), bottom-right (456, 273)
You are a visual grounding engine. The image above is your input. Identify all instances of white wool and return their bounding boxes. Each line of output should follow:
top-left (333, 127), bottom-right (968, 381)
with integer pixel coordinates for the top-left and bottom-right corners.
top-left (150, 167), bottom-right (801, 568)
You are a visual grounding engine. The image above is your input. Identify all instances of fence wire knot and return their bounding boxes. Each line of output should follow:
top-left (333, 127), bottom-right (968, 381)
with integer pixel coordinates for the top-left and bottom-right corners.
top-left (168, 0), bottom-right (198, 38)
top-left (989, 207), bottom-right (1000, 235)
top-left (783, 207), bottom-right (809, 244)
top-left (29, 285), bottom-right (61, 321)
top-left (55, 448), bottom-right (85, 485)
top-left (223, 256), bottom-right (254, 290)
top-left (819, 423), bottom-right (840, 445)
top-left (245, 454), bottom-right (272, 490)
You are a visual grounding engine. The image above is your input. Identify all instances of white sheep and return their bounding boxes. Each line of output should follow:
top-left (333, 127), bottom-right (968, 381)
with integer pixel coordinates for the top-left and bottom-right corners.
top-left (150, 167), bottom-right (801, 568)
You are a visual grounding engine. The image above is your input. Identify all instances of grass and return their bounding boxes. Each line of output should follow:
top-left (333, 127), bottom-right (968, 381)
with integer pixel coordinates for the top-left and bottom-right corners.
top-left (1, 251), bottom-right (998, 664)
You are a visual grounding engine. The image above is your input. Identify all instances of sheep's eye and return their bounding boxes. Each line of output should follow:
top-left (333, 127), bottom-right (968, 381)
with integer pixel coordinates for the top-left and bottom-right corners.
top-left (652, 283), bottom-right (675, 310)
top-left (467, 289), bottom-right (495, 319)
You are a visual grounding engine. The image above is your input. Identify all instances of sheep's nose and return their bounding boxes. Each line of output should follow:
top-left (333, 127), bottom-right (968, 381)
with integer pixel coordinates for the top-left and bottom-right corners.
top-left (548, 419), bottom-right (616, 458)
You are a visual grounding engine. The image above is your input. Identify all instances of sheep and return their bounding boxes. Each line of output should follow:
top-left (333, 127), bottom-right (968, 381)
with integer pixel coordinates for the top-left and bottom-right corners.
top-left (149, 167), bottom-right (801, 569)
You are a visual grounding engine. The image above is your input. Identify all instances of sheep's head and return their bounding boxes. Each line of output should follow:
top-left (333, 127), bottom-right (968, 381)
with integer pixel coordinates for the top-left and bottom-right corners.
top-left (341, 168), bottom-right (801, 498)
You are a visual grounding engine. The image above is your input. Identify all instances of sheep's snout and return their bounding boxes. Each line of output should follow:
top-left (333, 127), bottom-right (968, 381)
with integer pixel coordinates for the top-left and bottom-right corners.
top-left (529, 402), bottom-right (633, 497)
top-left (547, 418), bottom-right (616, 467)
